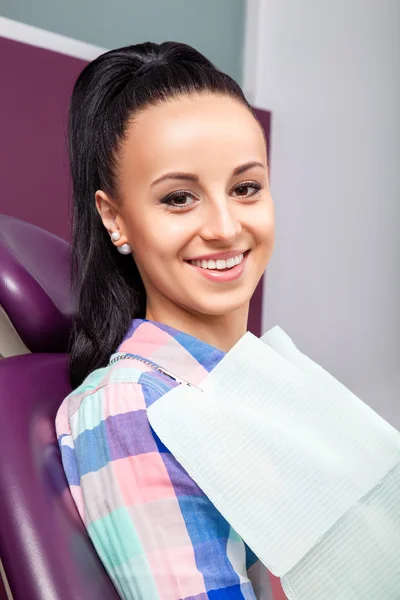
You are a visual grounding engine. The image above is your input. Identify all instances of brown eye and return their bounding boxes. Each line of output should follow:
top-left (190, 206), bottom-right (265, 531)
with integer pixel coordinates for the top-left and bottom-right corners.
top-left (160, 190), bottom-right (197, 210)
top-left (170, 194), bottom-right (190, 206)
top-left (233, 182), bottom-right (262, 198)
top-left (236, 185), bottom-right (251, 196)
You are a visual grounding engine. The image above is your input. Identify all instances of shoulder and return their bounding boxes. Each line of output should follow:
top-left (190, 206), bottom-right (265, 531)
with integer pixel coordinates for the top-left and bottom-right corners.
top-left (55, 358), bottom-right (170, 439)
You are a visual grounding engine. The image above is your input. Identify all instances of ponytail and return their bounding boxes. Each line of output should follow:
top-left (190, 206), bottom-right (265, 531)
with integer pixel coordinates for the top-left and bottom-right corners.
top-left (68, 41), bottom-right (251, 388)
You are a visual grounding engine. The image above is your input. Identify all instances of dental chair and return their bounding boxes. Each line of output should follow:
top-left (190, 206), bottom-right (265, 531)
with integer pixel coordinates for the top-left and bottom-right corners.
top-left (0, 214), bottom-right (119, 599)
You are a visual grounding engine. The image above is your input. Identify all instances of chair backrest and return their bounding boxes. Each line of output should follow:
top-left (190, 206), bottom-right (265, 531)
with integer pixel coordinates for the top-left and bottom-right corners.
top-left (0, 355), bottom-right (119, 600)
top-left (0, 215), bottom-right (119, 599)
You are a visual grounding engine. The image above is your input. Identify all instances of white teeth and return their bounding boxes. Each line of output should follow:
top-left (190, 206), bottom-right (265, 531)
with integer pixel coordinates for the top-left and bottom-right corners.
top-left (190, 253), bottom-right (245, 270)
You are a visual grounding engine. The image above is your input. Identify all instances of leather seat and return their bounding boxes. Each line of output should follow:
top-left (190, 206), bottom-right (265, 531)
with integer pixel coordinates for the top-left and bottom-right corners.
top-left (0, 214), bottom-right (119, 599)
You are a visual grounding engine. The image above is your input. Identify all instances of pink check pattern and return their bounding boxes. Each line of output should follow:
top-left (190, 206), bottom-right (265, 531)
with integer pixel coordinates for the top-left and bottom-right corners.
top-left (56, 319), bottom-right (287, 600)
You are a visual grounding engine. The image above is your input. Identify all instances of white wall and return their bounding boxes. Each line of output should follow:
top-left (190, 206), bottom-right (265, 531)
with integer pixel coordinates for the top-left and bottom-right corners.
top-left (244, 0), bottom-right (400, 426)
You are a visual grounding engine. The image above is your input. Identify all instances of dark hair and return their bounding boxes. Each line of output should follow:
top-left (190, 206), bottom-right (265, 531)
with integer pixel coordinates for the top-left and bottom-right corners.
top-left (68, 41), bottom-right (253, 389)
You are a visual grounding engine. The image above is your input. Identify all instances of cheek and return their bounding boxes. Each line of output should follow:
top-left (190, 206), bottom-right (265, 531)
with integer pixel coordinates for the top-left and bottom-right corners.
top-left (246, 201), bottom-right (275, 245)
top-left (127, 217), bottom-right (185, 266)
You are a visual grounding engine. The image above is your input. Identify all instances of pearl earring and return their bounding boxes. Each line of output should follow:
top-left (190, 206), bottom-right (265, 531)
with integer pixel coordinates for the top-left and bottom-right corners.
top-left (111, 231), bottom-right (120, 241)
top-left (117, 243), bottom-right (132, 255)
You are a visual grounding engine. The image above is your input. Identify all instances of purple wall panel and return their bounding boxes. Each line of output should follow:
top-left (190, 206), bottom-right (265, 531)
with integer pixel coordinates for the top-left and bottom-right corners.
top-left (0, 36), bottom-right (87, 241)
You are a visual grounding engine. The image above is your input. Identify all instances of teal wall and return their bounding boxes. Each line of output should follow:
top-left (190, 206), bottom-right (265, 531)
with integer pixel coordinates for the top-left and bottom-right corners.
top-left (0, 0), bottom-right (246, 82)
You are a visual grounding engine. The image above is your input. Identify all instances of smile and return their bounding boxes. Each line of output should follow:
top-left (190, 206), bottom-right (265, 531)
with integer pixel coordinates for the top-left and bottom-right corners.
top-left (186, 251), bottom-right (250, 282)
top-left (189, 253), bottom-right (244, 270)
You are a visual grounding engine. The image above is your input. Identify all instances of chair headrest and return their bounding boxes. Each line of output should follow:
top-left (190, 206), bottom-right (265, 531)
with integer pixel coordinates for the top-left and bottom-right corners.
top-left (0, 214), bottom-right (73, 353)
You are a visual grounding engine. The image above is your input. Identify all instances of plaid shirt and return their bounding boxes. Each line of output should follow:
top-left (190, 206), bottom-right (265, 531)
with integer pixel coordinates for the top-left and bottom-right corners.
top-left (56, 319), bottom-right (286, 600)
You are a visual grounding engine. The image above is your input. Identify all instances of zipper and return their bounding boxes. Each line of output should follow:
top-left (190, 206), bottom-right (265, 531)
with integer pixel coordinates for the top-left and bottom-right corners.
top-left (109, 352), bottom-right (203, 391)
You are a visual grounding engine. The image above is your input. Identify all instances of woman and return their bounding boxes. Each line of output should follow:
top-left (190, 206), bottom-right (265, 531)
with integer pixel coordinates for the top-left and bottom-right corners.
top-left (56, 41), bottom-right (278, 599)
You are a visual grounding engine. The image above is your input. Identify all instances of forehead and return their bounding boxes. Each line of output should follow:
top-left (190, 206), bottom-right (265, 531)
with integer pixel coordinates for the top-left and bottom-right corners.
top-left (120, 94), bottom-right (266, 181)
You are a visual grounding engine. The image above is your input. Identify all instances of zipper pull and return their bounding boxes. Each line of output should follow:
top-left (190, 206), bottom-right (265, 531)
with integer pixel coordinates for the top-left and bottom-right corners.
top-left (158, 365), bottom-right (203, 392)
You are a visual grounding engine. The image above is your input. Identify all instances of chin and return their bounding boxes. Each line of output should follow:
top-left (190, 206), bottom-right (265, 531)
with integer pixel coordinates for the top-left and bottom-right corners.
top-left (189, 293), bottom-right (253, 318)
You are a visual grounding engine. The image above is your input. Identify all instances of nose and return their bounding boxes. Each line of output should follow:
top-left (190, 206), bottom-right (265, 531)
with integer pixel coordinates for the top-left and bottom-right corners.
top-left (200, 199), bottom-right (242, 244)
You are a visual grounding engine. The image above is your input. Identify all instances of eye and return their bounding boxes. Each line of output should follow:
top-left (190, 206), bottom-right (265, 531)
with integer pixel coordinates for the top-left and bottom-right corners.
top-left (160, 190), bottom-right (198, 210)
top-left (232, 181), bottom-right (263, 199)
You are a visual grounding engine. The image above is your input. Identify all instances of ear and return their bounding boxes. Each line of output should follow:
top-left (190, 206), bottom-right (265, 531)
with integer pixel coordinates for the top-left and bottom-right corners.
top-left (95, 190), bottom-right (129, 245)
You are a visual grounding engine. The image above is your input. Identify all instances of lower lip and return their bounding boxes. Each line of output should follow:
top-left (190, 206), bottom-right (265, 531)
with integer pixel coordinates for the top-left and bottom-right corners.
top-left (186, 252), bottom-right (250, 282)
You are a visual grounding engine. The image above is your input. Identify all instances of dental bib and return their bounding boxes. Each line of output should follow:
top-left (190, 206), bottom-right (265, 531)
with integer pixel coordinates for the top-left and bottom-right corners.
top-left (147, 326), bottom-right (400, 599)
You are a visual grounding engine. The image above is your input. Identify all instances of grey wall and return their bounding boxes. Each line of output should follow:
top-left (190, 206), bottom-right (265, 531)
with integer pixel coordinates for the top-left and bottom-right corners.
top-left (245, 0), bottom-right (400, 426)
top-left (0, 0), bottom-right (246, 82)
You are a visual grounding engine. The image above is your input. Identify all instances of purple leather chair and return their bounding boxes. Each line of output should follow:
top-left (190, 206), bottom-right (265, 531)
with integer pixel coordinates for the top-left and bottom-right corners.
top-left (0, 214), bottom-right (119, 599)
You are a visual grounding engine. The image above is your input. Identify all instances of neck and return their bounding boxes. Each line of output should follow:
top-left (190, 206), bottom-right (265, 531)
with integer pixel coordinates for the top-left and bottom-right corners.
top-left (145, 300), bottom-right (249, 353)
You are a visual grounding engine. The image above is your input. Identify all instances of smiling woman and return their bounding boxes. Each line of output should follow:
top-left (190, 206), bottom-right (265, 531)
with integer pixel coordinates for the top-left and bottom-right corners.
top-left (95, 93), bottom-right (273, 345)
top-left (56, 41), bottom-right (280, 600)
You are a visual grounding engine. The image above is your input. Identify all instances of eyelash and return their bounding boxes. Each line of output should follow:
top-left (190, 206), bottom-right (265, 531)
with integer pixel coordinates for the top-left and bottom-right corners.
top-left (160, 181), bottom-right (263, 211)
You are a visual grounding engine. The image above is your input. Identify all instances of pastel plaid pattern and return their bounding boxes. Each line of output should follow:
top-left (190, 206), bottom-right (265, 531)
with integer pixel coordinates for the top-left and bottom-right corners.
top-left (56, 319), bottom-right (285, 599)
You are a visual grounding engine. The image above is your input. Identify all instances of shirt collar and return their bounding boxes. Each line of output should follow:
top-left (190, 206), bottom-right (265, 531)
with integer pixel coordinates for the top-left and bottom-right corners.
top-left (116, 318), bottom-right (225, 387)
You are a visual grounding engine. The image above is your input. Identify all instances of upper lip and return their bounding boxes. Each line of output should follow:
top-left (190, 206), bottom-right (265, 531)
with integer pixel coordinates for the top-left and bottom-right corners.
top-left (186, 249), bottom-right (249, 261)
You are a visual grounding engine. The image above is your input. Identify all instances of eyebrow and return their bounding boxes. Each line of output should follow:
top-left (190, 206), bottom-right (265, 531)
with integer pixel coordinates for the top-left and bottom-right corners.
top-left (150, 161), bottom-right (265, 187)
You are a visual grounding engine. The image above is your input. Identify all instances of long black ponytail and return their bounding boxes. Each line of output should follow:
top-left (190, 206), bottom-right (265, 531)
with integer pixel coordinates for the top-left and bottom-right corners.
top-left (68, 41), bottom-right (251, 389)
